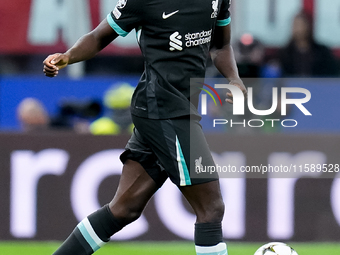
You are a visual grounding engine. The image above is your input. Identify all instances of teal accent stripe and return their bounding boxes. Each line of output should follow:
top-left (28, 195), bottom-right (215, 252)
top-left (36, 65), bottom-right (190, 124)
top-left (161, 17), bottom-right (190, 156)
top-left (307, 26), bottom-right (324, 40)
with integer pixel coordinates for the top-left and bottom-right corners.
top-left (77, 222), bottom-right (101, 252)
top-left (216, 17), bottom-right (231, 26)
top-left (106, 13), bottom-right (129, 37)
top-left (176, 136), bottom-right (191, 186)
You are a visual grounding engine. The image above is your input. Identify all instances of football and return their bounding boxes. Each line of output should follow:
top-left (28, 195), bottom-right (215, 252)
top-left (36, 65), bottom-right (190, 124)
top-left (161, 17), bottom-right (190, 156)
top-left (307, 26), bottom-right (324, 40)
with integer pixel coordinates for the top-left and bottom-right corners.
top-left (254, 242), bottom-right (298, 255)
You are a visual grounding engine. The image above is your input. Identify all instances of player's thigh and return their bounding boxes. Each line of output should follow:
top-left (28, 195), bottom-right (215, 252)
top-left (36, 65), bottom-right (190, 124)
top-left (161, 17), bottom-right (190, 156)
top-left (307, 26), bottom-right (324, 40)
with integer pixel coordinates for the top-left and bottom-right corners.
top-left (109, 159), bottom-right (158, 220)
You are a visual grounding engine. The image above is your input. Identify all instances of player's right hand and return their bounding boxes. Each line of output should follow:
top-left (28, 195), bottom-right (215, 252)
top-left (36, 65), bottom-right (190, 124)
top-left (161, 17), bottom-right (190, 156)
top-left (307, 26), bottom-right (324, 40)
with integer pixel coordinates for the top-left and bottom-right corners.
top-left (43, 53), bottom-right (70, 77)
top-left (226, 78), bottom-right (247, 104)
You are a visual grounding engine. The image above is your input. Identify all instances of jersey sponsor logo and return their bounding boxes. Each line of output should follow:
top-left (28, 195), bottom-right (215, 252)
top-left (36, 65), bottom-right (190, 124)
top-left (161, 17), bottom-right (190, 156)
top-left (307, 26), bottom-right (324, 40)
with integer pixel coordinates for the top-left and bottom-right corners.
top-left (185, 29), bottom-right (212, 47)
top-left (169, 31), bottom-right (183, 51)
top-left (211, 0), bottom-right (219, 18)
top-left (116, 0), bottom-right (127, 9)
top-left (162, 10), bottom-right (179, 19)
top-left (169, 29), bottom-right (212, 51)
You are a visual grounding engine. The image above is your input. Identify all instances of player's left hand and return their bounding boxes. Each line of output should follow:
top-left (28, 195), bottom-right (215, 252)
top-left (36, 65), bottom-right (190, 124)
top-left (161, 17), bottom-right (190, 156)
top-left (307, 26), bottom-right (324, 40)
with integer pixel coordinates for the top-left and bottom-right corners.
top-left (226, 78), bottom-right (247, 104)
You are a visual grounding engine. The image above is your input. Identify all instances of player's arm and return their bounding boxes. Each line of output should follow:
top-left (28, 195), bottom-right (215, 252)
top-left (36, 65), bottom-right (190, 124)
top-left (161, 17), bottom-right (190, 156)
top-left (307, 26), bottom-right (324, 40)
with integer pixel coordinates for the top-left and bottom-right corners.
top-left (43, 19), bottom-right (118, 77)
top-left (211, 25), bottom-right (247, 103)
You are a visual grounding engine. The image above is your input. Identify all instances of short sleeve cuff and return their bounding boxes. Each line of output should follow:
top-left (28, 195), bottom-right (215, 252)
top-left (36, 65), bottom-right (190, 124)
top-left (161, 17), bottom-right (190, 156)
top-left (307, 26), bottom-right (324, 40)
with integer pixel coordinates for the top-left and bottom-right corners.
top-left (216, 17), bottom-right (231, 27)
top-left (107, 13), bottom-right (129, 37)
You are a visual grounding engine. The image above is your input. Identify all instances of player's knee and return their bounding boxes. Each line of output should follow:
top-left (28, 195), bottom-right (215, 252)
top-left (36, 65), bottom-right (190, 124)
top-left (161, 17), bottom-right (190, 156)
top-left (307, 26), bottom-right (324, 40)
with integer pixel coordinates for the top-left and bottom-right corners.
top-left (121, 210), bottom-right (142, 224)
top-left (198, 199), bottom-right (225, 223)
top-left (109, 204), bottom-right (143, 224)
top-left (210, 199), bottom-right (225, 222)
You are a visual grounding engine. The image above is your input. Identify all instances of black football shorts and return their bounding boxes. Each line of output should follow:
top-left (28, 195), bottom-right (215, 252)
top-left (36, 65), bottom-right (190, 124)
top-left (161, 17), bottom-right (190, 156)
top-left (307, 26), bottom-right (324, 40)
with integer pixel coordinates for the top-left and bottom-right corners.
top-left (120, 115), bottom-right (218, 187)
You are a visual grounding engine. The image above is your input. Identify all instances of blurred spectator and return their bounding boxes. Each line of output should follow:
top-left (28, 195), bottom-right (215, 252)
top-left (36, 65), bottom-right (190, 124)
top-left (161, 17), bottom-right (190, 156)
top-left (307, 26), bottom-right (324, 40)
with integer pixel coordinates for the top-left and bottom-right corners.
top-left (53, 99), bottom-right (101, 133)
top-left (207, 33), bottom-right (265, 78)
top-left (90, 83), bottom-right (134, 135)
top-left (17, 97), bottom-right (102, 133)
top-left (233, 33), bottom-right (265, 78)
top-left (17, 98), bottom-right (49, 132)
top-left (279, 11), bottom-right (338, 77)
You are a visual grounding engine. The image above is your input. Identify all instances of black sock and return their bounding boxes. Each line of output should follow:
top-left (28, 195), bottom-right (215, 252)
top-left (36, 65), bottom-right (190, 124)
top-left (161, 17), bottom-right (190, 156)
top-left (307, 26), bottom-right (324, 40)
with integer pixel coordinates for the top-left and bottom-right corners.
top-left (195, 222), bottom-right (223, 246)
top-left (194, 222), bottom-right (227, 255)
top-left (53, 204), bottom-right (125, 255)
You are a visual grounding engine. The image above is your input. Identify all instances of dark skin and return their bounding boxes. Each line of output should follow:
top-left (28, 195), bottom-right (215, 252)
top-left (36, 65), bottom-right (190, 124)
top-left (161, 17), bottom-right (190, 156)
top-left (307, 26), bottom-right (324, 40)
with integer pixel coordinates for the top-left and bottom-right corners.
top-left (43, 19), bottom-right (246, 224)
top-left (212, 25), bottom-right (247, 103)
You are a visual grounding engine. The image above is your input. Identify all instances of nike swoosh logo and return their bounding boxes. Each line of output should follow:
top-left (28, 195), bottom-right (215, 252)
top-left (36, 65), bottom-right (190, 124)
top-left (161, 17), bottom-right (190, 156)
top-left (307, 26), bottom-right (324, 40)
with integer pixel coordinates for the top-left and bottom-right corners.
top-left (162, 10), bottom-right (179, 19)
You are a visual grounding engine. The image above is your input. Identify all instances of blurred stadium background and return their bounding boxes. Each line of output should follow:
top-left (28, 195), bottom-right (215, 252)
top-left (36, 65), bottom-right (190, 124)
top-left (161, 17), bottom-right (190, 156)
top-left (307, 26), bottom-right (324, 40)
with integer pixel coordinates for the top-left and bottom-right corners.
top-left (1, 0), bottom-right (340, 254)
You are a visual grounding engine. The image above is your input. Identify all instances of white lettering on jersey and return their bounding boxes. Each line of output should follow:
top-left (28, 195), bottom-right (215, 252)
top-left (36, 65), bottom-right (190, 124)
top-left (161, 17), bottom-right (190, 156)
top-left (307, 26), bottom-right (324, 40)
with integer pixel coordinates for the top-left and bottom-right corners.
top-left (185, 29), bottom-right (212, 48)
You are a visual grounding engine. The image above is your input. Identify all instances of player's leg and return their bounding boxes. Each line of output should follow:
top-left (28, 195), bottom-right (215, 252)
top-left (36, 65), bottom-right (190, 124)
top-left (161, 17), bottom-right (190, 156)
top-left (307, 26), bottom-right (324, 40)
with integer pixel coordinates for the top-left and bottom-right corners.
top-left (109, 159), bottom-right (160, 224)
top-left (178, 116), bottom-right (226, 255)
top-left (52, 159), bottom-right (159, 255)
top-left (131, 115), bottom-right (227, 255)
top-left (178, 116), bottom-right (227, 255)
top-left (180, 180), bottom-right (227, 255)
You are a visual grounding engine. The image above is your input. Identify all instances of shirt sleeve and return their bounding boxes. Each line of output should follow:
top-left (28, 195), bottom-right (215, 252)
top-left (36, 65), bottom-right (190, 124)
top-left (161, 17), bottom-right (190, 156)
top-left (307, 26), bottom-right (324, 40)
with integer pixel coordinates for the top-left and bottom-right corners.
top-left (216, 0), bottom-right (231, 27)
top-left (106, 0), bottom-right (142, 37)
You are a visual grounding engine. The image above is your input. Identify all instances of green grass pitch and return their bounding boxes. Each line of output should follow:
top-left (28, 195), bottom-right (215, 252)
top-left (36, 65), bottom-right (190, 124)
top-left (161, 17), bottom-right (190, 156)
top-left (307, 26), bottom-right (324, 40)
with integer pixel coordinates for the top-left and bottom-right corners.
top-left (1, 241), bottom-right (340, 255)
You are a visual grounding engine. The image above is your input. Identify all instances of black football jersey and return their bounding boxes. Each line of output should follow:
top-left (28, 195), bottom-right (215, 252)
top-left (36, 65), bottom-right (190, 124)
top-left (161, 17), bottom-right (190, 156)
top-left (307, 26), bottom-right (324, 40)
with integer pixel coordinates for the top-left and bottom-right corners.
top-left (107, 0), bottom-right (231, 119)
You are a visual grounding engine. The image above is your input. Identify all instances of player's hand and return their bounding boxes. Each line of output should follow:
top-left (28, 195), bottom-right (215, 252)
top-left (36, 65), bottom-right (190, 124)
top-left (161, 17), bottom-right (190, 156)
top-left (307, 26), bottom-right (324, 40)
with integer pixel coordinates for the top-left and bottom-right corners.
top-left (43, 53), bottom-right (70, 77)
top-left (226, 78), bottom-right (247, 104)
